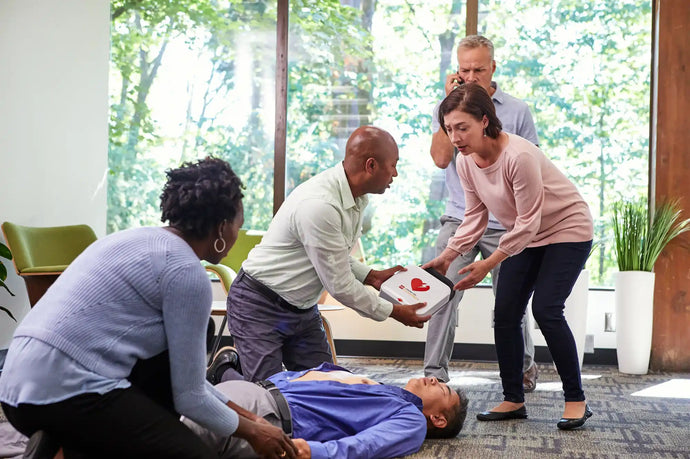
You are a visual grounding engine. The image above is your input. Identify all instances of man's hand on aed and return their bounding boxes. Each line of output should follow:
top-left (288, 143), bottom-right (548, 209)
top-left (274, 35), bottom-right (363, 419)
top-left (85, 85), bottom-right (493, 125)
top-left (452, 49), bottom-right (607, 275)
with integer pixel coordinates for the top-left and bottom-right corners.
top-left (390, 303), bottom-right (431, 328)
top-left (292, 439), bottom-right (311, 459)
top-left (364, 265), bottom-right (405, 290)
top-left (454, 259), bottom-right (492, 291)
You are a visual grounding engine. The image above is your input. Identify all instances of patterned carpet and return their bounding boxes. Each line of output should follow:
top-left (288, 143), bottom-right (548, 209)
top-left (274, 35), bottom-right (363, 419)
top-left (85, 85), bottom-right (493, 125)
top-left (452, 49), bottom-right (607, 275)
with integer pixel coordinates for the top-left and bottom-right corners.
top-left (1, 358), bottom-right (688, 458)
top-left (338, 357), bottom-right (690, 459)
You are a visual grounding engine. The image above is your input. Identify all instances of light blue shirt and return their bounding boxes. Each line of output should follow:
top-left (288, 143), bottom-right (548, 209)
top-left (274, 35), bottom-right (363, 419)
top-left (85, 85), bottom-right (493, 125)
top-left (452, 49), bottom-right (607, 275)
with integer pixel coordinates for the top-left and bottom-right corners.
top-left (433, 82), bottom-right (539, 230)
top-left (242, 162), bottom-right (393, 320)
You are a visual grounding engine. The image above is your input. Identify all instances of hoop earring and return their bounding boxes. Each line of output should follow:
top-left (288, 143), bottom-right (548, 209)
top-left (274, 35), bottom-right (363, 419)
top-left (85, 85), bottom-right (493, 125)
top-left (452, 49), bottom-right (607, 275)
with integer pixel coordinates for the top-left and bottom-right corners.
top-left (214, 236), bottom-right (226, 253)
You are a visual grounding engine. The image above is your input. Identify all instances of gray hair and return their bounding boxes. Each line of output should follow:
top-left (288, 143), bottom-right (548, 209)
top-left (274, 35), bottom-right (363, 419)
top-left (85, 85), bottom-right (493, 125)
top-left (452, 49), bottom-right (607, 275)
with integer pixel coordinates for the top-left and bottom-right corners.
top-left (457, 35), bottom-right (495, 60)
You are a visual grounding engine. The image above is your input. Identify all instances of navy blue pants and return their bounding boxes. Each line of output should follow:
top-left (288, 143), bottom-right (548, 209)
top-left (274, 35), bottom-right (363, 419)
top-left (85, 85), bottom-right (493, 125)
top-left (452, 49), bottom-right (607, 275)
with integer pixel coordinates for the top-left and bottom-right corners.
top-left (494, 241), bottom-right (592, 403)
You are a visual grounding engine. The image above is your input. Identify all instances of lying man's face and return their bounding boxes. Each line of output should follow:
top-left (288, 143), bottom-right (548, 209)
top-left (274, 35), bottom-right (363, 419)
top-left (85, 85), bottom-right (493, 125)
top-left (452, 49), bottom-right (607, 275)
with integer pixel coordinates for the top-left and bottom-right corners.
top-left (404, 377), bottom-right (468, 438)
top-left (405, 377), bottom-right (459, 413)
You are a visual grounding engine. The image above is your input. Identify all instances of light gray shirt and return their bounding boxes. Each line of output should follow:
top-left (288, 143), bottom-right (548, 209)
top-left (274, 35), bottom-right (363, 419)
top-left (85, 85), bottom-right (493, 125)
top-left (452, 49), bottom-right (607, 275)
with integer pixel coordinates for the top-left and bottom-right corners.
top-left (433, 82), bottom-right (539, 230)
top-left (242, 163), bottom-right (393, 321)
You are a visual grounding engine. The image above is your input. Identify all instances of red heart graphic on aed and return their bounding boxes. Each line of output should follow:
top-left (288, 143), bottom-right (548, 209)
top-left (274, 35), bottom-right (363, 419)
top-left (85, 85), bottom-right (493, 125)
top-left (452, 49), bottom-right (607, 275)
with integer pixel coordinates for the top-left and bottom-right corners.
top-left (410, 278), bottom-right (430, 292)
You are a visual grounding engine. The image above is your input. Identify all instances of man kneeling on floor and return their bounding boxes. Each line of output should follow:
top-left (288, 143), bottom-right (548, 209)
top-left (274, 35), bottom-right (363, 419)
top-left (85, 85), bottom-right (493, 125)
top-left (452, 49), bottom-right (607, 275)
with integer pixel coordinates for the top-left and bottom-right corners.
top-left (187, 348), bottom-right (469, 459)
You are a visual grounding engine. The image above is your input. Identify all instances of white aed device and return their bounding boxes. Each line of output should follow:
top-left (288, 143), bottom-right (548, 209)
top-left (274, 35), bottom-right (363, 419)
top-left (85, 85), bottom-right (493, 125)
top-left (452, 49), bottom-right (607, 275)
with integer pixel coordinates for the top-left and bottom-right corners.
top-left (379, 265), bottom-right (455, 316)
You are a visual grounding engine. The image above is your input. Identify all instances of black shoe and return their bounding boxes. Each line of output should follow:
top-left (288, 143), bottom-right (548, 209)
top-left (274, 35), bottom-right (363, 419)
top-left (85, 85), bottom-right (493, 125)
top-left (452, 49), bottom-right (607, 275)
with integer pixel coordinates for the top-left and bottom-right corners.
top-left (206, 346), bottom-right (241, 384)
top-left (557, 405), bottom-right (593, 430)
top-left (23, 430), bottom-right (60, 459)
top-left (477, 405), bottom-right (528, 421)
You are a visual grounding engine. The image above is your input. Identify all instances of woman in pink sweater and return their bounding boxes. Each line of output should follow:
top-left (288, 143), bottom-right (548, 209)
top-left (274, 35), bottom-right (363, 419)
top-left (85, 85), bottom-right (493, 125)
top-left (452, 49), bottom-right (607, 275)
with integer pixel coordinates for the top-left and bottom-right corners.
top-left (424, 83), bottom-right (594, 430)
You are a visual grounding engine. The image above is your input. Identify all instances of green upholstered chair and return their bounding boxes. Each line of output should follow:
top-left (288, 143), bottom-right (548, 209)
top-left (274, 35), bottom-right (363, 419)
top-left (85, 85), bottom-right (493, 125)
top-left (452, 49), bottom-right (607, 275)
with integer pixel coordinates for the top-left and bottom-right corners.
top-left (1, 222), bottom-right (97, 306)
top-left (204, 229), bottom-right (264, 363)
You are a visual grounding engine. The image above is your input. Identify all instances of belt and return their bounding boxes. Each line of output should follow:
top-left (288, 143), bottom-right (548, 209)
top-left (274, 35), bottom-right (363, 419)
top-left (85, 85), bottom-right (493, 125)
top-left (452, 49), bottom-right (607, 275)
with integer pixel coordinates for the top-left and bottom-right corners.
top-left (256, 380), bottom-right (293, 437)
top-left (238, 269), bottom-right (314, 314)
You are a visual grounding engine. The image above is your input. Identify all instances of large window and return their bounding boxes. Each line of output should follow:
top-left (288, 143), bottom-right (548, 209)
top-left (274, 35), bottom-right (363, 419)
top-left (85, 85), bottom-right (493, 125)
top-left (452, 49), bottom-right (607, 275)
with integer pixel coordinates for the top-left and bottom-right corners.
top-left (108, 0), bottom-right (651, 287)
top-left (108, 1), bottom-right (277, 233)
top-left (479, 0), bottom-right (651, 285)
top-left (285, 1), bottom-right (463, 267)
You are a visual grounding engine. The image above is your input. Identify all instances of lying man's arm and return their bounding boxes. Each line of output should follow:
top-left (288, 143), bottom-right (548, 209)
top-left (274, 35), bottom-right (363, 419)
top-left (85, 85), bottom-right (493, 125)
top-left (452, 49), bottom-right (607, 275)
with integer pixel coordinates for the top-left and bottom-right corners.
top-left (303, 405), bottom-right (427, 459)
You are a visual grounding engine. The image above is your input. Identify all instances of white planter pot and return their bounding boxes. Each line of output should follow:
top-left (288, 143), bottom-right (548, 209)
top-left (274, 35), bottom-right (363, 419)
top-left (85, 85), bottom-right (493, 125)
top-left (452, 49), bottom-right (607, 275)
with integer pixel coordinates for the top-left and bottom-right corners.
top-left (615, 271), bottom-right (655, 375)
top-left (564, 269), bottom-right (589, 369)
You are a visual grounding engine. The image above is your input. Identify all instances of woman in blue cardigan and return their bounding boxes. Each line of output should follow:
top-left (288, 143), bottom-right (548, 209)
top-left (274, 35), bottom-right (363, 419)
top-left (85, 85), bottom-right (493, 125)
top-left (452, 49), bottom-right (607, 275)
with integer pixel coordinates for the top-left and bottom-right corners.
top-left (0, 158), bottom-right (296, 459)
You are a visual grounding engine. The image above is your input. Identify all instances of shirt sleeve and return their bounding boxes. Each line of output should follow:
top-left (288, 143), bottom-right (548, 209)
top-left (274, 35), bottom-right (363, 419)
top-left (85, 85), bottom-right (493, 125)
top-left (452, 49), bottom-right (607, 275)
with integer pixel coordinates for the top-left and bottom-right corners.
top-left (516, 105), bottom-right (539, 146)
top-left (432, 101), bottom-right (442, 133)
top-left (160, 266), bottom-right (239, 436)
top-left (446, 159), bottom-right (490, 255)
top-left (306, 405), bottom-right (427, 459)
top-left (295, 201), bottom-right (393, 321)
top-left (496, 151), bottom-right (544, 255)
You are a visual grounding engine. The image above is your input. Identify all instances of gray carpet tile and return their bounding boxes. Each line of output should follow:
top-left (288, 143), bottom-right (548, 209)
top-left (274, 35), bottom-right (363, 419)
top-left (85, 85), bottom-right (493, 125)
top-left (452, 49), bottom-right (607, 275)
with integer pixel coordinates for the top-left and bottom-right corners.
top-left (337, 357), bottom-right (690, 459)
top-left (0, 358), bottom-right (688, 458)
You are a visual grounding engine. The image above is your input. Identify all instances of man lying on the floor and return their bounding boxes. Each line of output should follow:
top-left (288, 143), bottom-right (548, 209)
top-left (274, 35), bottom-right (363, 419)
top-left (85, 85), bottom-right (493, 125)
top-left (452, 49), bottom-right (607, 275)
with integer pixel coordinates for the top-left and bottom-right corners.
top-left (184, 356), bottom-right (468, 459)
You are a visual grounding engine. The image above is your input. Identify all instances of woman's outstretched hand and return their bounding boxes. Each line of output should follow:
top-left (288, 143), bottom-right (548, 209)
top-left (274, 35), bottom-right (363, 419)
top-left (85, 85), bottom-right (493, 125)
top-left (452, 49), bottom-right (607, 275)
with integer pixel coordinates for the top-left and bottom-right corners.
top-left (421, 249), bottom-right (457, 277)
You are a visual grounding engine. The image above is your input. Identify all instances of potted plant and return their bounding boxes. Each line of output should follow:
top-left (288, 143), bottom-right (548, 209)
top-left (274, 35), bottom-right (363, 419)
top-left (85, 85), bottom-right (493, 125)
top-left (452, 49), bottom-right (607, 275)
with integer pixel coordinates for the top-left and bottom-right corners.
top-left (612, 199), bottom-right (690, 374)
top-left (0, 242), bottom-right (17, 321)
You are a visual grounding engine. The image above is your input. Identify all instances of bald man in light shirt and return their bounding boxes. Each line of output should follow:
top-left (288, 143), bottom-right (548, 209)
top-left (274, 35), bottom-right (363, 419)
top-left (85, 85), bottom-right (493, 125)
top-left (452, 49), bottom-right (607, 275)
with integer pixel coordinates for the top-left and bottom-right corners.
top-left (226, 126), bottom-right (431, 382)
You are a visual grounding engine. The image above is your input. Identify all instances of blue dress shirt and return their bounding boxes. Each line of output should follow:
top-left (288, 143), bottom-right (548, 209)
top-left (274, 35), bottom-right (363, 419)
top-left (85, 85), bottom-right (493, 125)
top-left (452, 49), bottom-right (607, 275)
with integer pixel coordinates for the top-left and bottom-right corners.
top-left (269, 363), bottom-right (427, 459)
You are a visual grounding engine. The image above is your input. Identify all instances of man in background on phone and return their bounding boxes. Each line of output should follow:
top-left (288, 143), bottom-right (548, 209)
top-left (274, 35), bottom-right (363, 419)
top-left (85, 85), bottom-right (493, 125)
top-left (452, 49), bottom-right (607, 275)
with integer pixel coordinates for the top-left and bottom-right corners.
top-left (425, 35), bottom-right (540, 390)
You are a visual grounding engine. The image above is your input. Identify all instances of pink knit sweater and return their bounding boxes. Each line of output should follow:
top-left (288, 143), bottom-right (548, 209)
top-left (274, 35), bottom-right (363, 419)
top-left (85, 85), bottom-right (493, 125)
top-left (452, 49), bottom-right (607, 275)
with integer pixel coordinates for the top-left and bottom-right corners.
top-left (447, 133), bottom-right (593, 257)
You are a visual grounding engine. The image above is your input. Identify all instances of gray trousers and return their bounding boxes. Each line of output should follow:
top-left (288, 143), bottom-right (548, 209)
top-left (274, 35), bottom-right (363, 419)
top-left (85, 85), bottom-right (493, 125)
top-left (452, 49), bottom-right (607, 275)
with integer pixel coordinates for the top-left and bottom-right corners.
top-left (182, 381), bottom-right (282, 459)
top-left (423, 216), bottom-right (535, 382)
top-left (227, 271), bottom-right (333, 382)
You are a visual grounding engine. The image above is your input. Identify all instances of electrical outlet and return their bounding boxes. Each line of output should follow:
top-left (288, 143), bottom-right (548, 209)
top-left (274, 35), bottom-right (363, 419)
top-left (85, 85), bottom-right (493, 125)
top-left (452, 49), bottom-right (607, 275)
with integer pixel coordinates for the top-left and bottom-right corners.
top-left (605, 312), bottom-right (616, 332)
top-left (585, 334), bottom-right (594, 353)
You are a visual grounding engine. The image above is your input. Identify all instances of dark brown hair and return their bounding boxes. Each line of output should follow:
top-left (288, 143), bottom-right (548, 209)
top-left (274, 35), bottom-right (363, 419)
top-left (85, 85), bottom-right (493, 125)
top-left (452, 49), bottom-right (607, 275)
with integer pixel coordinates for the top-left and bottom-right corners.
top-left (438, 83), bottom-right (502, 139)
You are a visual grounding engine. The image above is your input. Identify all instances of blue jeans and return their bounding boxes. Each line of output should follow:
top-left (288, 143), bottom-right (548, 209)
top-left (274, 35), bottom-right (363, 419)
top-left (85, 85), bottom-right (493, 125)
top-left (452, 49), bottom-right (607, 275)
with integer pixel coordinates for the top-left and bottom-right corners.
top-left (494, 241), bottom-right (592, 403)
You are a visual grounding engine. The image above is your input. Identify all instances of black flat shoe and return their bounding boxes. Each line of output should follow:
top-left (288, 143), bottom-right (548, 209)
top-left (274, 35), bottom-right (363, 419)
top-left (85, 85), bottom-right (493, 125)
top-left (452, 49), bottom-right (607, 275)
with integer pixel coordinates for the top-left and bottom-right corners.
top-left (557, 405), bottom-right (593, 430)
top-left (477, 405), bottom-right (528, 421)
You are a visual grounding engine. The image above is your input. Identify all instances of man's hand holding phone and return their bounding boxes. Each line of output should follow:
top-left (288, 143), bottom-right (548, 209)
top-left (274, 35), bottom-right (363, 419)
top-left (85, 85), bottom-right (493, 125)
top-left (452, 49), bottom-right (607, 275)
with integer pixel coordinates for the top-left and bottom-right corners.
top-left (444, 73), bottom-right (464, 95)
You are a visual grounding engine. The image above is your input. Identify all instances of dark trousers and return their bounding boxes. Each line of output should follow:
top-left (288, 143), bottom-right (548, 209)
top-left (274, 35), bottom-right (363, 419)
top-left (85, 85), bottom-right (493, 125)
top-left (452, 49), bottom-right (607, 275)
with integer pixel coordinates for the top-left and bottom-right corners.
top-left (2, 352), bottom-right (217, 459)
top-left (494, 241), bottom-right (592, 403)
top-left (227, 270), bottom-right (333, 382)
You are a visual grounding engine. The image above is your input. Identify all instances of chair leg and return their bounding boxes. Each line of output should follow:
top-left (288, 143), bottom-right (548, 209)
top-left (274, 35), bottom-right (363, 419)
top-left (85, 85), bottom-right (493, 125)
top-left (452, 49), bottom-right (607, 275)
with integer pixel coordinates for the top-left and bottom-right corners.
top-left (208, 316), bottom-right (228, 366)
top-left (320, 313), bottom-right (337, 365)
top-left (23, 275), bottom-right (60, 307)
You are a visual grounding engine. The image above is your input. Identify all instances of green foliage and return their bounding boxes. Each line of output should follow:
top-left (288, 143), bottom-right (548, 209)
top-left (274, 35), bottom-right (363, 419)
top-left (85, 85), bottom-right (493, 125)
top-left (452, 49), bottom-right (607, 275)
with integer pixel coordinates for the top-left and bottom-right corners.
top-left (612, 199), bottom-right (690, 272)
top-left (107, 0), bottom-right (652, 285)
top-left (482, 0), bottom-right (651, 285)
top-left (0, 242), bottom-right (17, 321)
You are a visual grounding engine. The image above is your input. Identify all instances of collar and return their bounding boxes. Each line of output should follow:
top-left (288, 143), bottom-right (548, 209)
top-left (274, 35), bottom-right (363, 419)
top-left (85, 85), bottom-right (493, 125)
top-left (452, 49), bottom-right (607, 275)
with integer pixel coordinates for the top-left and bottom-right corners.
top-left (490, 81), bottom-right (505, 105)
top-left (335, 162), bottom-right (358, 210)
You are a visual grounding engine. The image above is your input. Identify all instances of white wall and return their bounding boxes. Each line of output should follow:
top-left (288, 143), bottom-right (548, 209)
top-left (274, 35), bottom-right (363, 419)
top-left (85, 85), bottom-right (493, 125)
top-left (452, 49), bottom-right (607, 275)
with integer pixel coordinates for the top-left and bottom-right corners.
top-left (211, 281), bottom-right (617, 353)
top-left (321, 286), bottom-right (617, 351)
top-left (0, 0), bottom-right (110, 347)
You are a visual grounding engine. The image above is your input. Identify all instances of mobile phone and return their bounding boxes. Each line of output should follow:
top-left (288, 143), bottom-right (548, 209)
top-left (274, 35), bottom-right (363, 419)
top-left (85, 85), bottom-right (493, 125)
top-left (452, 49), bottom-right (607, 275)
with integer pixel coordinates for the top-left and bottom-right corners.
top-left (452, 76), bottom-right (465, 90)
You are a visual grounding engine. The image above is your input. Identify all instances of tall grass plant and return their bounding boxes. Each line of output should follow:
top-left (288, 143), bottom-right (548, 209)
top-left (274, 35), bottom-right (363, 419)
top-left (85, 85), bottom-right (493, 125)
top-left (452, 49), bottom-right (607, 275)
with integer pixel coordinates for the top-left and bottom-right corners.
top-left (612, 199), bottom-right (690, 272)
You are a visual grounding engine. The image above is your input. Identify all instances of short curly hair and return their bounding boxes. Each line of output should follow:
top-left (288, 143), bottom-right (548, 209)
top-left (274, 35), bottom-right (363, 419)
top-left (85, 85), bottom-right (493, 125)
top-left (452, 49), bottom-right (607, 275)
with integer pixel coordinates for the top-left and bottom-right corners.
top-left (160, 157), bottom-right (244, 239)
